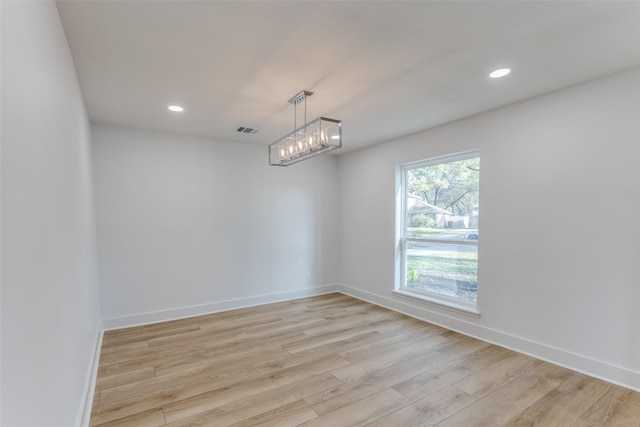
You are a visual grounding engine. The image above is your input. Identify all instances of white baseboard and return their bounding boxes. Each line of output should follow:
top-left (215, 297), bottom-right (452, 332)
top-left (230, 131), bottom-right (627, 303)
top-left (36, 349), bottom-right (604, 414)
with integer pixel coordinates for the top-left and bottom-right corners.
top-left (102, 284), bottom-right (340, 330)
top-left (337, 284), bottom-right (640, 392)
top-left (77, 327), bottom-right (104, 427)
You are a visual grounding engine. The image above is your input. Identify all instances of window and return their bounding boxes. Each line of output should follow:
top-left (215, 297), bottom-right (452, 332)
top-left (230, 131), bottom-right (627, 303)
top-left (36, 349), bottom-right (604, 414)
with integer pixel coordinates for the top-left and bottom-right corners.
top-left (395, 151), bottom-right (480, 314)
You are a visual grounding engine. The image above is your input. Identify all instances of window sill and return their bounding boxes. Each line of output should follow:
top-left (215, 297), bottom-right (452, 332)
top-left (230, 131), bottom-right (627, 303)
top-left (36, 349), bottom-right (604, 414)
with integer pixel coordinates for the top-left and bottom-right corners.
top-left (393, 289), bottom-right (481, 318)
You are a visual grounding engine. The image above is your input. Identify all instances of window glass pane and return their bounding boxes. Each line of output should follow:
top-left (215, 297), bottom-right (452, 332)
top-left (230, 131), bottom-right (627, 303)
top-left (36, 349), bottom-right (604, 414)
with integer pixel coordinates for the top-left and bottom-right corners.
top-left (405, 240), bottom-right (477, 302)
top-left (405, 157), bottom-right (479, 239)
top-left (397, 152), bottom-right (479, 309)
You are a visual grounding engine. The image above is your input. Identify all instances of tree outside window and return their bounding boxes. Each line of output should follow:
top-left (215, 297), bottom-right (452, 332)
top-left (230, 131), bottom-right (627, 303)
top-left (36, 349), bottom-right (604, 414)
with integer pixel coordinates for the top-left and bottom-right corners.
top-left (397, 152), bottom-right (480, 310)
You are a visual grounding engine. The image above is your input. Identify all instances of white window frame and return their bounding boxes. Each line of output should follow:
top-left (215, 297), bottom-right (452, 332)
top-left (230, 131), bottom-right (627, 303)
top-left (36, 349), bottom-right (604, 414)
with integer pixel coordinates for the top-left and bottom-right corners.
top-left (394, 150), bottom-right (480, 316)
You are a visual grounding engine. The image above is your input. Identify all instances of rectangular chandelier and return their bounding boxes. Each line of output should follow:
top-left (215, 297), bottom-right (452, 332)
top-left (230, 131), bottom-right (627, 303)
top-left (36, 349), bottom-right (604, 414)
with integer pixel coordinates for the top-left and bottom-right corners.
top-left (269, 117), bottom-right (342, 166)
top-left (269, 90), bottom-right (342, 166)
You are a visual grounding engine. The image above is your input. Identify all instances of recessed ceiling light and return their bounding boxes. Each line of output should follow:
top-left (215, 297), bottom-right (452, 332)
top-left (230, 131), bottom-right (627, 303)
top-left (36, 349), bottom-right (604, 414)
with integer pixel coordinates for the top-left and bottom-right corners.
top-left (168, 105), bottom-right (184, 112)
top-left (489, 68), bottom-right (511, 78)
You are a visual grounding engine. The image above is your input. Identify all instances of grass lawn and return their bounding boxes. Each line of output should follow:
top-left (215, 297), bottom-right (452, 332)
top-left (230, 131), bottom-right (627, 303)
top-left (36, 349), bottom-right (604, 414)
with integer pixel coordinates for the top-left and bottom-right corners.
top-left (407, 250), bottom-right (477, 283)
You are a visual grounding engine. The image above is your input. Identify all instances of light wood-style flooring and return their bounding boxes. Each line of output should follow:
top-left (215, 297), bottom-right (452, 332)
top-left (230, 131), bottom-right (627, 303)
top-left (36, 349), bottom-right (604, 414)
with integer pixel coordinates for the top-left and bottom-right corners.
top-left (91, 293), bottom-right (640, 426)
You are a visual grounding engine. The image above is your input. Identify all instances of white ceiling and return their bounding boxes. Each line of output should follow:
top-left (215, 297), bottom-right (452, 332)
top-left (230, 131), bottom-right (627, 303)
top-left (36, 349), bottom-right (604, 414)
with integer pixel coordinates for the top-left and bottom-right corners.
top-left (57, 1), bottom-right (640, 154)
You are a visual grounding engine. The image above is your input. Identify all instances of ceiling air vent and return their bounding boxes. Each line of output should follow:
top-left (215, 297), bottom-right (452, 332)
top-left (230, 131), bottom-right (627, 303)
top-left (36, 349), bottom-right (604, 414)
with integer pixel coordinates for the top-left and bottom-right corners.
top-left (235, 126), bottom-right (259, 135)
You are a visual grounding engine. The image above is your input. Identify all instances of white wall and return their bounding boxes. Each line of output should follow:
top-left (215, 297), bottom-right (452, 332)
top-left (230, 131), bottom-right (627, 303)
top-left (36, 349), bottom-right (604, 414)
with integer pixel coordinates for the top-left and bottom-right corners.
top-left (91, 124), bottom-right (339, 327)
top-left (1, 2), bottom-right (102, 426)
top-left (338, 68), bottom-right (640, 390)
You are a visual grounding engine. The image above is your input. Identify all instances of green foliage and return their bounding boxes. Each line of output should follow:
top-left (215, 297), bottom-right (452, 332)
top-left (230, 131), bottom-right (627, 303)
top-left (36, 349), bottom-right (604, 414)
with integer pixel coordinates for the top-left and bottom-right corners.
top-left (408, 157), bottom-right (479, 216)
top-left (407, 251), bottom-right (477, 283)
top-left (410, 213), bottom-right (435, 228)
top-left (406, 269), bottom-right (419, 282)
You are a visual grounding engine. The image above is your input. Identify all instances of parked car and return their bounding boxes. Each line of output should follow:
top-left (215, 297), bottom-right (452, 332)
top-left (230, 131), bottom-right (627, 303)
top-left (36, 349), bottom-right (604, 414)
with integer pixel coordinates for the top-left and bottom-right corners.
top-left (464, 230), bottom-right (478, 240)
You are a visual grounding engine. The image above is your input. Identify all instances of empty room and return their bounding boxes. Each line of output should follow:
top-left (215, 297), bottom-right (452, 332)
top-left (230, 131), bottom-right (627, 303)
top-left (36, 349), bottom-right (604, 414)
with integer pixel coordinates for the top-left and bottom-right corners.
top-left (2, 1), bottom-right (640, 426)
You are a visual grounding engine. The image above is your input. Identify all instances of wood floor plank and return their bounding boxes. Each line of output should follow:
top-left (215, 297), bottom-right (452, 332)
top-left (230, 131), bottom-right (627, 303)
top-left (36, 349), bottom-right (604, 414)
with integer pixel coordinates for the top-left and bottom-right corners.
top-left (100, 340), bottom-right (150, 357)
top-left (93, 390), bottom-right (101, 409)
top-left (299, 388), bottom-right (411, 427)
top-left (92, 366), bottom-right (261, 425)
top-left (300, 311), bottom-right (387, 336)
top-left (366, 385), bottom-right (477, 427)
top-left (435, 334), bottom-right (492, 358)
top-left (98, 341), bottom-right (201, 368)
top-left (283, 321), bottom-right (394, 353)
top-left (305, 350), bottom-right (450, 416)
top-left (96, 366), bottom-right (156, 392)
top-left (392, 344), bottom-right (511, 401)
top-left (331, 333), bottom-right (452, 382)
top-left (436, 362), bottom-right (573, 427)
top-left (102, 324), bottom-right (201, 348)
top-left (452, 351), bottom-right (543, 398)
top-left (162, 356), bottom-right (347, 423)
top-left (103, 317), bottom-right (201, 342)
top-left (227, 400), bottom-right (318, 427)
top-left (153, 344), bottom-right (289, 378)
top-left (251, 338), bottom-right (374, 376)
top-left (198, 313), bottom-right (282, 332)
top-left (198, 329), bottom-right (306, 354)
top-left (503, 372), bottom-right (611, 426)
top-left (163, 372), bottom-right (341, 426)
top-left (89, 294), bottom-right (640, 427)
top-left (99, 365), bottom-right (258, 408)
top-left (163, 390), bottom-right (303, 426)
top-left (337, 323), bottom-right (448, 363)
top-left (292, 330), bottom-right (385, 359)
top-left (98, 345), bottom-right (207, 378)
top-left (92, 407), bottom-right (166, 427)
top-left (573, 385), bottom-right (640, 426)
top-left (241, 317), bottom-right (327, 337)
